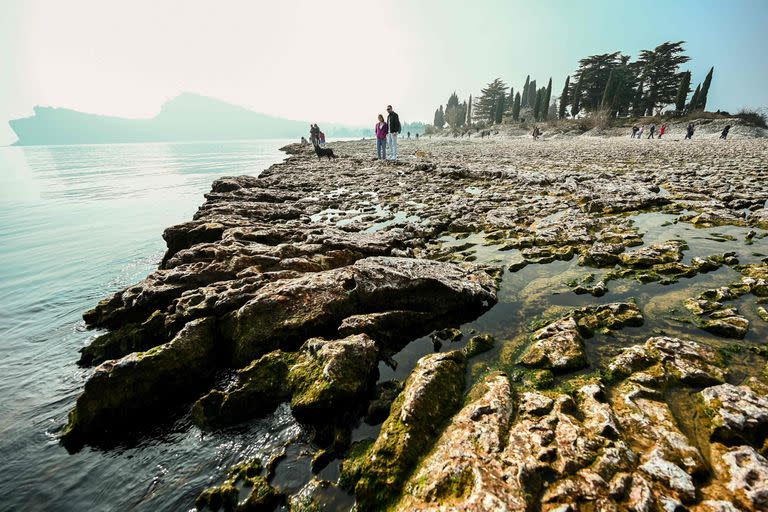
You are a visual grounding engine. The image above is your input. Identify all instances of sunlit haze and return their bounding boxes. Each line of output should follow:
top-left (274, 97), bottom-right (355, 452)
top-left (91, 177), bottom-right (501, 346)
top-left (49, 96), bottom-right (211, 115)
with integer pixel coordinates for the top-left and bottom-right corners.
top-left (1, 0), bottom-right (767, 144)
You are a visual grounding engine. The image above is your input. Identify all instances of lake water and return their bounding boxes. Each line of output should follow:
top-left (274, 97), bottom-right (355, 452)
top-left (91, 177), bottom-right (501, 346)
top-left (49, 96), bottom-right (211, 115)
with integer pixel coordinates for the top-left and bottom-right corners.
top-left (0, 140), bottom-right (295, 511)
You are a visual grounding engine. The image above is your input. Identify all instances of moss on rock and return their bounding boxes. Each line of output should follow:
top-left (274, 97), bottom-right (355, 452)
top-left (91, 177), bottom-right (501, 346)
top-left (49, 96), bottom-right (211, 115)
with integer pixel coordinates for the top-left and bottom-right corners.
top-left (62, 317), bottom-right (220, 448)
top-left (340, 350), bottom-right (467, 510)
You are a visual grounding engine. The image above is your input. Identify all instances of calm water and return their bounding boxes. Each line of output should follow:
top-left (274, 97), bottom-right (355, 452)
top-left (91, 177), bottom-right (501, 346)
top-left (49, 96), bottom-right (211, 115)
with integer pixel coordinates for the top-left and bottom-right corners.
top-left (0, 140), bottom-right (297, 511)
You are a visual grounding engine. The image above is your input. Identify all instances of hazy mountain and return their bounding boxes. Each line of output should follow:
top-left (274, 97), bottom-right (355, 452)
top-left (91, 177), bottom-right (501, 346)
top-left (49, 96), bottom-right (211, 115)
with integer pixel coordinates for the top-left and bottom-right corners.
top-left (8, 93), bottom-right (384, 145)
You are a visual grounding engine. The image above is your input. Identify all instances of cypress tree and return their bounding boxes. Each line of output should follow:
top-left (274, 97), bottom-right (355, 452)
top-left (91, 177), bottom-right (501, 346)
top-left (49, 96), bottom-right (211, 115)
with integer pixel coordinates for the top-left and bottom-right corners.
top-left (434, 105), bottom-right (444, 128)
top-left (528, 80), bottom-right (537, 109)
top-left (559, 76), bottom-right (570, 119)
top-left (570, 77), bottom-right (582, 117)
top-left (674, 71), bottom-right (691, 112)
top-left (466, 95), bottom-right (472, 125)
top-left (512, 92), bottom-right (521, 121)
top-left (533, 88), bottom-right (544, 120)
top-left (521, 75), bottom-right (531, 107)
top-left (698, 66), bottom-right (714, 111)
top-left (542, 78), bottom-right (552, 121)
top-left (494, 95), bottom-right (505, 124)
top-left (688, 84), bottom-right (701, 113)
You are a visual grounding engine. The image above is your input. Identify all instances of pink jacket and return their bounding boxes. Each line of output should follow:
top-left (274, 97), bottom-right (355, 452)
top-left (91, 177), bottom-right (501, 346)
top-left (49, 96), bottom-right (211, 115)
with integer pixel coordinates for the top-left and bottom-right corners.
top-left (375, 122), bottom-right (388, 140)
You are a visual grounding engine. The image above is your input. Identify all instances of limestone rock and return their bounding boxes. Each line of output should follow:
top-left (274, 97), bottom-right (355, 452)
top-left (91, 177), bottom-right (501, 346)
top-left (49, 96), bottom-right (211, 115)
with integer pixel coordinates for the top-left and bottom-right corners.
top-left (519, 316), bottom-right (588, 372)
top-left (62, 317), bottom-right (219, 448)
top-left (699, 384), bottom-right (768, 447)
top-left (340, 350), bottom-right (466, 510)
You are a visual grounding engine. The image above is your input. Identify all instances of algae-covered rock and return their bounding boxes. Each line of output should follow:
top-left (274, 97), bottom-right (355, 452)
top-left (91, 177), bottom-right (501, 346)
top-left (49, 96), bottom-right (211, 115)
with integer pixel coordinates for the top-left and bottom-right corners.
top-left (288, 334), bottom-right (378, 421)
top-left (195, 458), bottom-right (280, 512)
top-left (193, 334), bottom-right (378, 427)
top-left (699, 311), bottom-right (750, 339)
top-left (573, 301), bottom-right (644, 332)
top-left (463, 333), bottom-right (495, 358)
top-left (78, 310), bottom-right (170, 367)
top-left (340, 350), bottom-right (466, 510)
top-left (364, 380), bottom-right (403, 425)
top-left (62, 317), bottom-right (220, 448)
top-left (618, 240), bottom-right (687, 268)
top-left (519, 302), bottom-right (643, 373)
top-left (395, 372), bottom-right (516, 511)
top-left (519, 316), bottom-right (588, 372)
top-left (192, 351), bottom-right (295, 428)
top-left (699, 384), bottom-right (768, 447)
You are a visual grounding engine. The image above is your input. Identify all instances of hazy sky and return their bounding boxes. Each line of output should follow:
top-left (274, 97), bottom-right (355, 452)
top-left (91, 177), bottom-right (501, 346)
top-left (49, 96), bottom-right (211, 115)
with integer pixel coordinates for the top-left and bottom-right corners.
top-left (2, 0), bottom-right (767, 144)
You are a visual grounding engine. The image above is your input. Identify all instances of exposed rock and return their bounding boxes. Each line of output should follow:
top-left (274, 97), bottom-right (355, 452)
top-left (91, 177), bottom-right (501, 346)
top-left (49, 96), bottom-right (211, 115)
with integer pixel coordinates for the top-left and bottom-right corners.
top-left (699, 384), bottom-right (768, 447)
top-left (519, 302), bottom-right (643, 372)
top-left (519, 316), bottom-right (588, 372)
top-left (195, 458), bottom-right (281, 512)
top-left (62, 317), bottom-right (220, 448)
top-left (463, 333), bottom-right (495, 358)
top-left (618, 240), bottom-right (687, 268)
top-left (66, 136), bottom-right (768, 509)
top-left (395, 373), bottom-right (516, 511)
top-left (340, 351), bottom-right (467, 510)
top-left (709, 444), bottom-right (768, 510)
top-left (606, 336), bottom-right (727, 387)
top-left (227, 257), bottom-right (498, 365)
top-left (193, 334), bottom-right (378, 427)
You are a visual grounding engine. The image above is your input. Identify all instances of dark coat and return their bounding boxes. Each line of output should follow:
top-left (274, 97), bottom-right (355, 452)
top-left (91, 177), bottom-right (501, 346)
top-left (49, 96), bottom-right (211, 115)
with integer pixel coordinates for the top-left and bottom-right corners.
top-left (387, 112), bottom-right (401, 134)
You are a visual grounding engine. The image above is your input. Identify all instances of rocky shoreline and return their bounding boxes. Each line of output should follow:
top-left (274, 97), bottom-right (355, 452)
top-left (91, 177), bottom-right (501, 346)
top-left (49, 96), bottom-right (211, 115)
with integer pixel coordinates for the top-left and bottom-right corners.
top-left (65, 136), bottom-right (768, 511)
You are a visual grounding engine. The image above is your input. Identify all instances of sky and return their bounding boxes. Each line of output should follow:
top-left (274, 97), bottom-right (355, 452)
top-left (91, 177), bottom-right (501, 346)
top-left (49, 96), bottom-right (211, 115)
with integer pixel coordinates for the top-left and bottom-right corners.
top-left (1, 0), bottom-right (767, 144)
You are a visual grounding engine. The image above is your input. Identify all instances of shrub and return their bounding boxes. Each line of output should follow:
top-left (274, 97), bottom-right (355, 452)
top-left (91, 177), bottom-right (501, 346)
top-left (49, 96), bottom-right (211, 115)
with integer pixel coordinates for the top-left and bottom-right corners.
top-left (735, 108), bottom-right (767, 128)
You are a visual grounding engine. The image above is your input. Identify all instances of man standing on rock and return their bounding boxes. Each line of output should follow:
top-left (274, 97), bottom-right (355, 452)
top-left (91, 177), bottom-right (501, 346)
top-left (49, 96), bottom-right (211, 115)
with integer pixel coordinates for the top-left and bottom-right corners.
top-left (386, 105), bottom-right (401, 160)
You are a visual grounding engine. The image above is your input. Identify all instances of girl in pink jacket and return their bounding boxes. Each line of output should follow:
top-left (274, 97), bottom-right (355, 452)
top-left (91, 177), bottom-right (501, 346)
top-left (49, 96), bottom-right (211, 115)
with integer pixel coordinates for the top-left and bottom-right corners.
top-left (375, 115), bottom-right (388, 160)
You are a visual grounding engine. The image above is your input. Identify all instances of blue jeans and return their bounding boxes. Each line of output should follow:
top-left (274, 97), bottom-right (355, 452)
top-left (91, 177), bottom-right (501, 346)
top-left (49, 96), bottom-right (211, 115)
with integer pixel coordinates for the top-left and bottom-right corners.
top-left (376, 138), bottom-right (386, 159)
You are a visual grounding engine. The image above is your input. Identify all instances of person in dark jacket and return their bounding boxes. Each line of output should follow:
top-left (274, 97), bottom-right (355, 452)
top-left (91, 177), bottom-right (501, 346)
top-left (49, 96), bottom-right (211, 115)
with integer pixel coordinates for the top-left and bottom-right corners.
top-left (685, 123), bottom-right (695, 140)
top-left (386, 105), bottom-right (401, 160)
top-left (720, 125), bottom-right (731, 139)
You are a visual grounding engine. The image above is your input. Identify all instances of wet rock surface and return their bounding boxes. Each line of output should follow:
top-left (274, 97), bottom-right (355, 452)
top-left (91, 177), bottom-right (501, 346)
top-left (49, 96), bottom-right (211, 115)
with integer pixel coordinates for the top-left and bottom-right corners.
top-left (64, 137), bottom-right (768, 510)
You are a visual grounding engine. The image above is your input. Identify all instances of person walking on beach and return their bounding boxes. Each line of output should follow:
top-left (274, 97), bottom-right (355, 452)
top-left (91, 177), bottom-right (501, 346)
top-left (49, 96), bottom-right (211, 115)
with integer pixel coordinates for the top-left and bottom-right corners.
top-left (659, 123), bottom-right (667, 138)
top-left (407, 131), bottom-right (411, 139)
top-left (720, 125), bottom-right (731, 140)
top-left (531, 126), bottom-right (541, 140)
top-left (386, 105), bottom-right (401, 160)
top-left (648, 123), bottom-right (656, 139)
top-left (637, 126), bottom-right (644, 139)
top-left (375, 114), bottom-right (388, 160)
top-left (319, 131), bottom-right (326, 145)
top-left (631, 126), bottom-right (639, 138)
top-left (685, 123), bottom-right (695, 140)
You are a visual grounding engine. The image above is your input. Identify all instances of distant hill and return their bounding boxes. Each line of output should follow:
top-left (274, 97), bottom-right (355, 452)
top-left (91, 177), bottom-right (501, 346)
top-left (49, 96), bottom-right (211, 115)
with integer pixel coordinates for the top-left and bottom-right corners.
top-left (8, 93), bottom-right (413, 145)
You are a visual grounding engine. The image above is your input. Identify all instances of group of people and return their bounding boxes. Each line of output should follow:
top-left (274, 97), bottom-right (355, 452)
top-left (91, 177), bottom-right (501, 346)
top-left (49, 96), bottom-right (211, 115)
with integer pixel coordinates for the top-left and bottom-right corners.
top-left (374, 105), bottom-right (401, 160)
top-left (631, 123), bottom-right (668, 139)
top-left (309, 124), bottom-right (325, 145)
top-left (631, 122), bottom-right (731, 140)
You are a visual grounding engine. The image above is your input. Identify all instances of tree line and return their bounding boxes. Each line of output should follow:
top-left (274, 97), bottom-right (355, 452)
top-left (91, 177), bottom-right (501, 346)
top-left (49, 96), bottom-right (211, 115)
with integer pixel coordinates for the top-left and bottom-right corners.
top-left (433, 41), bottom-right (714, 129)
